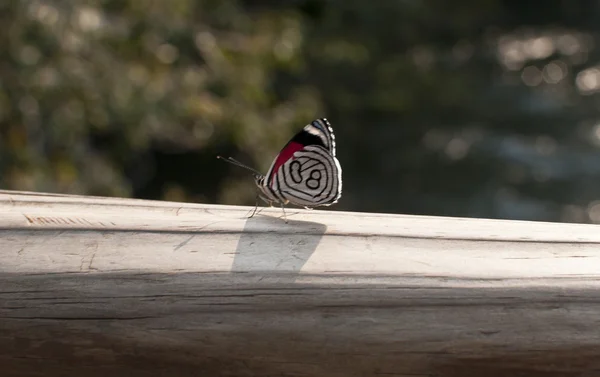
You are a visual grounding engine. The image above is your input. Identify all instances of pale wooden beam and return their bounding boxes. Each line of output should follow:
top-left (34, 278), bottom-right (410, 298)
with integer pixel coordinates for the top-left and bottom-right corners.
top-left (1, 190), bottom-right (600, 377)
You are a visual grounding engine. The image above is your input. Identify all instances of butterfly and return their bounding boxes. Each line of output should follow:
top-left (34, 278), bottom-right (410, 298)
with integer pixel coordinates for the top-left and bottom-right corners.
top-left (218, 118), bottom-right (342, 222)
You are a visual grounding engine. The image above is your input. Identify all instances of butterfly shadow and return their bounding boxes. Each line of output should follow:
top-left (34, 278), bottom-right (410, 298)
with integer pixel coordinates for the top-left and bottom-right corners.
top-left (230, 215), bottom-right (327, 283)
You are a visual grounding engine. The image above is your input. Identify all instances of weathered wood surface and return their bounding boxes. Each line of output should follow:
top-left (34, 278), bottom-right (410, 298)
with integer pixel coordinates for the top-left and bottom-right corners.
top-left (2, 190), bottom-right (600, 377)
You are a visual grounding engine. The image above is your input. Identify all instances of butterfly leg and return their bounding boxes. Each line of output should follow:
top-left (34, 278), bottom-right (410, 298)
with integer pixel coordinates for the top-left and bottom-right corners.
top-left (247, 194), bottom-right (271, 219)
top-left (247, 195), bottom-right (260, 219)
top-left (280, 203), bottom-right (288, 223)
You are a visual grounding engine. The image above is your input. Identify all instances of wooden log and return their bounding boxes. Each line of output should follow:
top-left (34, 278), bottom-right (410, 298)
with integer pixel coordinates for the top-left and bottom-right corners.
top-left (1, 189), bottom-right (600, 377)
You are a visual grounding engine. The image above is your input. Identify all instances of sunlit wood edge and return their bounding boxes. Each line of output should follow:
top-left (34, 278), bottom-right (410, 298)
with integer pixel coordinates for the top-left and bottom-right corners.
top-left (1, 189), bottom-right (600, 242)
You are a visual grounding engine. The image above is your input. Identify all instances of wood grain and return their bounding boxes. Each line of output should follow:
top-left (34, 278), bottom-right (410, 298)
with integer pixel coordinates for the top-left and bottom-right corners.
top-left (1, 190), bottom-right (600, 377)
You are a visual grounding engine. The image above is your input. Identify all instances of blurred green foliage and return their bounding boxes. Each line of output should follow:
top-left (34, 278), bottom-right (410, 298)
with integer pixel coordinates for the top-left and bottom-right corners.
top-left (3, 0), bottom-right (600, 223)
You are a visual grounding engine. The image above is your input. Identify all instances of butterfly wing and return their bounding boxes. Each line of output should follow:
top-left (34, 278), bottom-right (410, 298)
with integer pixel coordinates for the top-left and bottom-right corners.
top-left (263, 118), bottom-right (342, 207)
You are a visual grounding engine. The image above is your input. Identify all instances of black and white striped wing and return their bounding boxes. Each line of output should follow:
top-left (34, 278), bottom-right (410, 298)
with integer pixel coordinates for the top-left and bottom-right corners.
top-left (260, 118), bottom-right (342, 207)
top-left (270, 144), bottom-right (342, 207)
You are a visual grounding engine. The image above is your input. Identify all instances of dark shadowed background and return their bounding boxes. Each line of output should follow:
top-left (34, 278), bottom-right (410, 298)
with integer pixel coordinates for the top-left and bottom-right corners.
top-left (2, 0), bottom-right (600, 223)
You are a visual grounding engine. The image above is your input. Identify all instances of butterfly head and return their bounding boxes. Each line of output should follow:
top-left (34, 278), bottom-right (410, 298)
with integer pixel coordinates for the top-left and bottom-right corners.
top-left (254, 175), bottom-right (274, 196)
top-left (255, 175), bottom-right (264, 185)
top-left (254, 174), bottom-right (279, 204)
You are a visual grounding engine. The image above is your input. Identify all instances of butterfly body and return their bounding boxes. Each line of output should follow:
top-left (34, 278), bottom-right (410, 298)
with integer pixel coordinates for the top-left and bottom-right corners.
top-left (255, 118), bottom-right (342, 209)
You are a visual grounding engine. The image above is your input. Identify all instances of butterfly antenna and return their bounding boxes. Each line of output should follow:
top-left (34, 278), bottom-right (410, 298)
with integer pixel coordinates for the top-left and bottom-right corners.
top-left (217, 156), bottom-right (262, 176)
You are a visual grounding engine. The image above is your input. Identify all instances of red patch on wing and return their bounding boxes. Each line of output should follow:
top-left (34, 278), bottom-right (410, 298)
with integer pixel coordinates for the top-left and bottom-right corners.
top-left (270, 141), bottom-right (304, 187)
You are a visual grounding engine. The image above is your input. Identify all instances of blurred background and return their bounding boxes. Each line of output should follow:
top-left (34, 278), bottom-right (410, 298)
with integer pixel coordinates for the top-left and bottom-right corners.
top-left (3, 0), bottom-right (600, 223)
